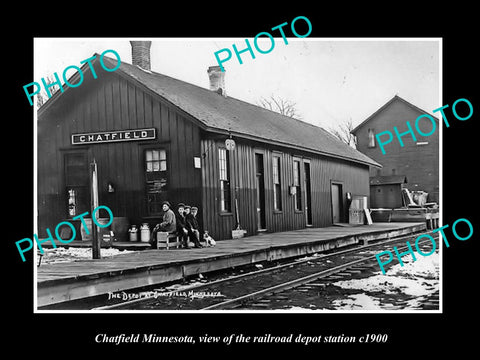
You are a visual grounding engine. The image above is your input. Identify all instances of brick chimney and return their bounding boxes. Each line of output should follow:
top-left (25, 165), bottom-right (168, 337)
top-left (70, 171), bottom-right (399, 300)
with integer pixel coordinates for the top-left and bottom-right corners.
top-left (207, 65), bottom-right (226, 97)
top-left (130, 41), bottom-right (152, 71)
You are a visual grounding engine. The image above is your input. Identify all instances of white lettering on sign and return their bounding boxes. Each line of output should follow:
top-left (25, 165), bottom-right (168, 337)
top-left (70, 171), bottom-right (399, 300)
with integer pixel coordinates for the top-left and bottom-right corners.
top-left (71, 128), bottom-right (156, 145)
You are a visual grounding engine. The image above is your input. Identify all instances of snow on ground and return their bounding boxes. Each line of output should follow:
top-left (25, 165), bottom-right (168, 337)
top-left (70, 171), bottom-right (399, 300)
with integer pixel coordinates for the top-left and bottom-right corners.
top-left (333, 293), bottom-right (382, 310)
top-left (331, 251), bottom-right (439, 310)
top-left (40, 247), bottom-right (134, 264)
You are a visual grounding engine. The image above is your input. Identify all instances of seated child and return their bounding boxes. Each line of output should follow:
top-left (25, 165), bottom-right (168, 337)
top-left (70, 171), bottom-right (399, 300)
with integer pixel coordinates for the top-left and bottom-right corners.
top-left (175, 203), bottom-right (190, 249)
top-left (184, 205), bottom-right (203, 248)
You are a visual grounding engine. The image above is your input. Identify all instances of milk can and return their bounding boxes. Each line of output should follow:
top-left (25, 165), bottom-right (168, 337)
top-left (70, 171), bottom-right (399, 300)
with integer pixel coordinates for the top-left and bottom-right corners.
top-left (128, 225), bottom-right (138, 242)
top-left (140, 223), bottom-right (150, 243)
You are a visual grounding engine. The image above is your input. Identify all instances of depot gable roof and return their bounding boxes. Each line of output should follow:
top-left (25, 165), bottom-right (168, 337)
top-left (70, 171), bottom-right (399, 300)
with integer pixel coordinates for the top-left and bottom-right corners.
top-left (40, 54), bottom-right (381, 168)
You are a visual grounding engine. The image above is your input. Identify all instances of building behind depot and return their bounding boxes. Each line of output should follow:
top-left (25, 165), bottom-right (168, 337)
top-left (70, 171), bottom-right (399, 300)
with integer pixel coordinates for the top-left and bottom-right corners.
top-left (351, 95), bottom-right (440, 205)
top-left (36, 41), bottom-right (380, 242)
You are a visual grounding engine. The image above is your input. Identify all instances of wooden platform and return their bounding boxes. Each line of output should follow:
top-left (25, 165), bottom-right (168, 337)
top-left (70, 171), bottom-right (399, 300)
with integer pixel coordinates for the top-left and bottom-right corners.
top-left (39, 240), bottom-right (153, 250)
top-left (36, 222), bottom-right (426, 308)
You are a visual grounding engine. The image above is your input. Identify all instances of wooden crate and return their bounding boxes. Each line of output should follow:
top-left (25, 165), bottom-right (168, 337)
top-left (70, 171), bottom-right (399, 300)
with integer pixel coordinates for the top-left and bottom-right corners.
top-left (157, 232), bottom-right (179, 250)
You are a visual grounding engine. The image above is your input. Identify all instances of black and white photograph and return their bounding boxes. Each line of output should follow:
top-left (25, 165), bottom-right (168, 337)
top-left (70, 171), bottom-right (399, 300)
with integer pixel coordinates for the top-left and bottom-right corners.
top-left (7, 8), bottom-right (478, 355)
top-left (33, 38), bottom-right (441, 312)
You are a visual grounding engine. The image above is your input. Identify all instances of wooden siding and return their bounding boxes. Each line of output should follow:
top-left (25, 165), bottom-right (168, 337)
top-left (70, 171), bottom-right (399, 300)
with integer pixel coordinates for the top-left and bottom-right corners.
top-left (37, 71), bottom-right (202, 237)
top-left (201, 135), bottom-right (370, 241)
top-left (38, 62), bottom-right (370, 242)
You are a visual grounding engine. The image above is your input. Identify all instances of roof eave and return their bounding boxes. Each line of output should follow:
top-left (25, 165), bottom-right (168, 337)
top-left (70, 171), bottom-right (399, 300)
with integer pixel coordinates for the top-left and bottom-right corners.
top-left (204, 126), bottom-right (381, 168)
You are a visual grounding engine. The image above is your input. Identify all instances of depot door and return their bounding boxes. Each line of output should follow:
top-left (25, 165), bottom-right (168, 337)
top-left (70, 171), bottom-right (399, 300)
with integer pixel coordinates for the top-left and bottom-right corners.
top-left (255, 153), bottom-right (266, 231)
top-left (64, 151), bottom-right (89, 218)
top-left (331, 183), bottom-right (343, 224)
top-left (304, 161), bottom-right (312, 226)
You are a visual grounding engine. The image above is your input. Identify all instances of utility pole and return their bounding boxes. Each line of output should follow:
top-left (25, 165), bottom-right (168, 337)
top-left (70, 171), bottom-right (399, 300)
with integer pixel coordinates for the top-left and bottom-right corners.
top-left (90, 158), bottom-right (101, 259)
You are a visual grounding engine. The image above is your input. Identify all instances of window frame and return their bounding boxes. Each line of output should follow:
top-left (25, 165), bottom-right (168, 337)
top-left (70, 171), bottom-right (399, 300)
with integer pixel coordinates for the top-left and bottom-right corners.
top-left (218, 147), bottom-right (232, 213)
top-left (145, 149), bottom-right (167, 173)
top-left (143, 147), bottom-right (169, 216)
top-left (368, 128), bottom-right (376, 148)
top-left (272, 153), bottom-right (283, 212)
top-left (293, 157), bottom-right (302, 212)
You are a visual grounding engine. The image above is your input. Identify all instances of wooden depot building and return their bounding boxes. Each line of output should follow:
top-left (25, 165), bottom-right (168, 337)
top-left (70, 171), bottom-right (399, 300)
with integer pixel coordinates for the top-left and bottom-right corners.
top-left (37, 41), bottom-right (380, 242)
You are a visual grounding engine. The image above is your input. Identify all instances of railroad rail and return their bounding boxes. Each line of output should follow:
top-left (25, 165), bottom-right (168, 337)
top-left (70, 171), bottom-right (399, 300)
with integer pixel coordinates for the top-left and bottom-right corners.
top-left (93, 229), bottom-right (438, 311)
top-left (203, 236), bottom-right (438, 310)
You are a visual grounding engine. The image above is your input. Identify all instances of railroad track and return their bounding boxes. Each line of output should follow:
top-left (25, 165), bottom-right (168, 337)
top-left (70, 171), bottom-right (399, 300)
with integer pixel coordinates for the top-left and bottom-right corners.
top-left (93, 230), bottom-right (439, 311)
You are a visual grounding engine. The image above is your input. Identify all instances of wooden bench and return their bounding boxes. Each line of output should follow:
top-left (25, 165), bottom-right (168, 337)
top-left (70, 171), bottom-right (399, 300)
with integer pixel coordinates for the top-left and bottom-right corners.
top-left (156, 232), bottom-right (179, 250)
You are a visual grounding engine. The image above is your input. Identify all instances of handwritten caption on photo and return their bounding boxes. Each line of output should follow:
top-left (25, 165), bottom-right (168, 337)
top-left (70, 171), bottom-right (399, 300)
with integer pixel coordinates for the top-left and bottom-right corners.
top-left (108, 290), bottom-right (224, 301)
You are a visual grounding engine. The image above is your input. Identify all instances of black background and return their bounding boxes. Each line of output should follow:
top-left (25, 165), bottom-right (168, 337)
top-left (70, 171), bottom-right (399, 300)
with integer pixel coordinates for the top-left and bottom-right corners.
top-left (6, 5), bottom-right (478, 356)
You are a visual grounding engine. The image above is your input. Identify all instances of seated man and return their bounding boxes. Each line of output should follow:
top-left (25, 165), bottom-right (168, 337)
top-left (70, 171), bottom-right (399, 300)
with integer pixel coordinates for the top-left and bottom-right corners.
top-left (190, 206), bottom-right (203, 243)
top-left (175, 203), bottom-right (190, 249)
top-left (185, 205), bottom-right (203, 248)
top-left (151, 201), bottom-right (176, 248)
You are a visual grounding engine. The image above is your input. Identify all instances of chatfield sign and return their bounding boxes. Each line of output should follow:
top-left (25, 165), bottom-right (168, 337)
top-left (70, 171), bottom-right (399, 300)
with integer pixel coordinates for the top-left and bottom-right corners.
top-left (71, 128), bottom-right (156, 145)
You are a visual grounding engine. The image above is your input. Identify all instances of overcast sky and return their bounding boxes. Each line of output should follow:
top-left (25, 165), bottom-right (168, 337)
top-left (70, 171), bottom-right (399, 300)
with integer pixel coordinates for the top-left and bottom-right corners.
top-left (34, 38), bottom-right (440, 130)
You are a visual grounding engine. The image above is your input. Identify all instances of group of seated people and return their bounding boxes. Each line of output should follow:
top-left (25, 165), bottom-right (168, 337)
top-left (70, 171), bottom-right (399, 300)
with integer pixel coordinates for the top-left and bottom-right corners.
top-left (151, 201), bottom-right (211, 249)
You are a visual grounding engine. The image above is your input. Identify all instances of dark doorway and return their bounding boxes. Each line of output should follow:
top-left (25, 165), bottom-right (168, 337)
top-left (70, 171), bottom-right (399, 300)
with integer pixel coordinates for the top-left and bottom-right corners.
top-left (331, 182), bottom-right (343, 224)
top-left (304, 162), bottom-right (312, 226)
top-left (255, 153), bottom-right (266, 231)
top-left (64, 151), bottom-right (89, 218)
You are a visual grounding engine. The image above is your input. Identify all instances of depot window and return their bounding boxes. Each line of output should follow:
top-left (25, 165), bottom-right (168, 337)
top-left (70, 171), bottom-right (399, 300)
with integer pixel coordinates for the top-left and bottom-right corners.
top-left (272, 155), bottom-right (282, 211)
top-left (145, 149), bottom-right (168, 215)
top-left (218, 148), bottom-right (231, 212)
top-left (293, 159), bottom-right (302, 211)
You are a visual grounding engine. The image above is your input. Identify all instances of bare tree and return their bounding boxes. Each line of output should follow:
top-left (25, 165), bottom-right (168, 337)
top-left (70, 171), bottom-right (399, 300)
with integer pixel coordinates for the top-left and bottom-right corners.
top-left (36, 75), bottom-right (61, 109)
top-left (328, 118), bottom-right (357, 148)
top-left (36, 91), bottom-right (45, 109)
top-left (258, 95), bottom-right (302, 119)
